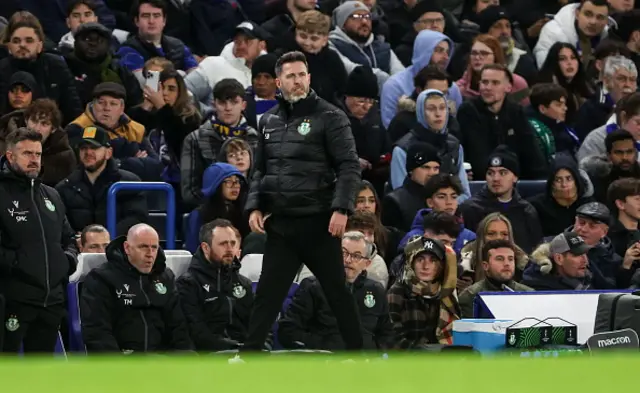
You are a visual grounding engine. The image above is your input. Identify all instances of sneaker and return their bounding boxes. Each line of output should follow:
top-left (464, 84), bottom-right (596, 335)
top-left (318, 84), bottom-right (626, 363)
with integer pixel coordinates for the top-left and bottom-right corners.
top-left (228, 354), bottom-right (246, 364)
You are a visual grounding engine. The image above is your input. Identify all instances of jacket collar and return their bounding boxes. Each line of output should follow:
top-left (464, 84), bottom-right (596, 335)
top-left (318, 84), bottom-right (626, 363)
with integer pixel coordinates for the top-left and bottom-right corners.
top-left (276, 90), bottom-right (319, 118)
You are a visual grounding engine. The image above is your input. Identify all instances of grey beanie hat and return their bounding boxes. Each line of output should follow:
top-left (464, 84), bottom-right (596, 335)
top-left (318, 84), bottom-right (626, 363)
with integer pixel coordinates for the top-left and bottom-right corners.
top-left (333, 1), bottom-right (369, 28)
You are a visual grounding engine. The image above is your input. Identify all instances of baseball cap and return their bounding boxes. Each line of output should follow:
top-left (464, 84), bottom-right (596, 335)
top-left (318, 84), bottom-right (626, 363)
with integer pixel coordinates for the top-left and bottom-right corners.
top-left (549, 231), bottom-right (591, 256)
top-left (576, 202), bottom-right (610, 224)
top-left (235, 21), bottom-right (268, 41)
top-left (404, 236), bottom-right (446, 264)
top-left (78, 126), bottom-right (110, 148)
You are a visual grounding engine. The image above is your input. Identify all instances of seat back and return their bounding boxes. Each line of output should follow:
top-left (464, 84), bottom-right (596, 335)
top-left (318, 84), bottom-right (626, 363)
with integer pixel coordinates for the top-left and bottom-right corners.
top-left (165, 250), bottom-right (192, 256)
top-left (239, 254), bottom-right (263, 282)
top-left (165, 255), bottom-right (192, 279)
top-left (69, 253), bottom-right (108, 283)
top-left (517, 180), bottom-right (546, 199)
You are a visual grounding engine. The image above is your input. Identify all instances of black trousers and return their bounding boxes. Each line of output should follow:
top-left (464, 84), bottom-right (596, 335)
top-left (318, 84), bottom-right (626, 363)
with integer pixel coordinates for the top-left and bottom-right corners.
top-left (243, 214), bottom-right (364, 351)
top-left (2, 302), bottom-right (65, 354)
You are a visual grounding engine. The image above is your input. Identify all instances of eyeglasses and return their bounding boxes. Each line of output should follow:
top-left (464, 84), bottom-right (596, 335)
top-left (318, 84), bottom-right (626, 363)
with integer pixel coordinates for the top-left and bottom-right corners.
top-left (470, 50), bottom-right (493, 58)
top-left (223, 179), bottom-right (242, 187)
top-left (343, 250), bottom-right (366, 262)
top-left (416, 17), bottom-right (445, 26)
top-left (227, 150), bottom-right (249, 160)
top-left (349, 13), bottom-right (372, 20)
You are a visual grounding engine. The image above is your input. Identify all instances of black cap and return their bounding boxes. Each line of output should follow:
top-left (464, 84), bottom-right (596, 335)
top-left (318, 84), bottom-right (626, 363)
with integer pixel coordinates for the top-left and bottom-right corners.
top-left (235, 21), bottom-right (268, 41)
top-left (550, 231), bottom-right (591, 256)
top-left (9, 71), bottom-right (38, 93)
top-left (411, 1), bottom-right (444, 23)
top-left (78, 126), bottom-right (110, 148)
top-left (576, 202), bottom-right (611, 224)
top-left (74, 22), bottom-right (111, 39)
top-left (405, 237), bottom-right (446, 264)
top-left (477, 6), bottom-right (511, 34)
top-left (92, 82), bottom-right (126, 100)
top-left (406, 142), bottom-right (441, 172)
top-left (487, 145), bottom-right (520, 176)
top-left (251, 53), bottom-right (278, 79)
top-left (345, 65), bottom-right (379, 99)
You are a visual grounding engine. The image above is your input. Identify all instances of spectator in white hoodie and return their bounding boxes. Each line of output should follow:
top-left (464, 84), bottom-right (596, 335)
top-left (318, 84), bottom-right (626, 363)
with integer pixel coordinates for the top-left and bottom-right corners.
top-left (185, 22), bottom-right (268, 108)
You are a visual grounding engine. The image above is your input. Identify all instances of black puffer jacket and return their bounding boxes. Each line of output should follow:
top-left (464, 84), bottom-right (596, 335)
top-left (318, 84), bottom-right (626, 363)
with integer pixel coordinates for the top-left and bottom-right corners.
top-left (245, 91), bottom-right (361, 216)
top-left (80, 236), bottom-right (193, 353)
top-left (176, 248), bottom-right (253, 352)
top-left (278, 273), bottom-right (393, 351)
top-left (0, 157), bottom-right (77, 306)
top-left (55, 159), bottom-right (148, 236)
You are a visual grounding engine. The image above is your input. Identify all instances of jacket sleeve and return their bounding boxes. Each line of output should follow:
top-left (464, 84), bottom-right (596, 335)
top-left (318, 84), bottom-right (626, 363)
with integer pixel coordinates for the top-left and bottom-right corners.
top-left (374, 285), bottom-right (394, 350)
top-left (380, 77), bottom-right (402, 128)
top-left (176, 277), bottom-right (238, 351)
top-left (245, 116), bottom-right (267, 214)
top-left (457, 147), bottom-right (471, 200)
top-left (184, 64), bottom-right (214, 105)
top-left (180, 131), bottom-right (203, 207)
top-left (162, 277), bottom-right (194, 351)
top-left (324, 110), bottom-right (361, 213)
top-left (517, 111), bottom-right (548, 180)
top-left (533, 20), bottom-right (562, 68)
top-left (458, 200), bottom-right (482, 233)
top-left (387, 285), bottom-right (415, 349)
top-left (390, 146), bottom-right (407, 190)
top-left (277, 282), bottom-right (325, 349)
top-left (389, 50), bottom-right (406, 75)
top-left (457, 288), bottom-right (475, 318)
top-left (55, 59), bottom-right (83, 125)
top-left (80, 272), bottom-right (121, 352)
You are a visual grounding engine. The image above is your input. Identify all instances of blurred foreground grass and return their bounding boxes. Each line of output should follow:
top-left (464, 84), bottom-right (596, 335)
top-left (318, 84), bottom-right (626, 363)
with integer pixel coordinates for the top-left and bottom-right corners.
top-left (0, 353), bottom-right (634, 392)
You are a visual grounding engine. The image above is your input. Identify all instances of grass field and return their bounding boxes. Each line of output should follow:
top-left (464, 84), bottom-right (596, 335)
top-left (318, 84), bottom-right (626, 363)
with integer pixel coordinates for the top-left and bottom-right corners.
top-left (0, 353), bottom-right (635, 392)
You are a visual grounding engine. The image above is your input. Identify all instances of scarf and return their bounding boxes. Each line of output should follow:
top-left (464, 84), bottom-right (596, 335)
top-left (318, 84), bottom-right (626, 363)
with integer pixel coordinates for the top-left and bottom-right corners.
top-left (211, 117), bottom-right (248, 139)
top-left (86, 54), bottom-right (123, 85)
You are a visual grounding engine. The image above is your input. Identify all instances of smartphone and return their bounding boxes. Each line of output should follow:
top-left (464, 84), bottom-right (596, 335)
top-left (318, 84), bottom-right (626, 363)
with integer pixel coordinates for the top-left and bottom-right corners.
top-left (145, 70), bottom-right (160, 92)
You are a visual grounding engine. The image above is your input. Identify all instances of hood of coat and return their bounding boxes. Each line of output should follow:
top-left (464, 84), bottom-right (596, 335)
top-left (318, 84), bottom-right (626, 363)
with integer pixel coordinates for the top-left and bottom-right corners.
top-left (329, 26), bottom-right (376, 49)
top-left (529, 242), bottom-right (554, 276)
top-left (410, 30), bottom-right (455, 76)
top-left (416, 88), bottom-right (450, 132)
top-left (545, 154), bottom-right (594, 198)
top-left (397, 95), bottom-right (417, 113)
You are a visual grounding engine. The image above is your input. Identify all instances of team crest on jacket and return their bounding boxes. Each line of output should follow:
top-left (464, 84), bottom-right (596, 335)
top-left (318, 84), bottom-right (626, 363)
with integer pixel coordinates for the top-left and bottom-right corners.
top-left (364, 292), bottom-right (375, 308)
top-left (5, 316), bottom-right (19, 332)
top-left (297, 119), bottom-right (311, 136)
top-left (155, 282), bottom-right (167, 295)
top-left (232, 284), bottom-right (246, 298)
top-left (44, 198), bottom-right (55, 212)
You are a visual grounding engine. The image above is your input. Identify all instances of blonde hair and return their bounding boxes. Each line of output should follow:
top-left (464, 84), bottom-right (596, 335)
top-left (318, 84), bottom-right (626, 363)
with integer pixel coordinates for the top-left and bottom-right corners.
top-left (296, 10), bottom-right (331, 35)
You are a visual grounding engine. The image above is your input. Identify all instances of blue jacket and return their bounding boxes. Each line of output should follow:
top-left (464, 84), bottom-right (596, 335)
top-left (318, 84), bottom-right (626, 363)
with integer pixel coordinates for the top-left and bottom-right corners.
top-left (380, 30), bottom-right (462, 128)
top-left (398, 208), bottom-right (476, 254)
top-left (390, 89), bottom-right (470, 201)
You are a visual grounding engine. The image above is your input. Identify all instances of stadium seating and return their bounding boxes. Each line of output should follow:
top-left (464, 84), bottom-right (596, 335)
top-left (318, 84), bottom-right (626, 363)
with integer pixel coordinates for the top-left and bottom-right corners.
top-left (165, 254), bottom-right (192, 278)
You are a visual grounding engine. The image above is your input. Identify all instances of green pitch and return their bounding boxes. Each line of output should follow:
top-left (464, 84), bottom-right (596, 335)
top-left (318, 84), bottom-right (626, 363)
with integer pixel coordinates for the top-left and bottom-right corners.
top-left (0, 354), bottom-right (634, 392)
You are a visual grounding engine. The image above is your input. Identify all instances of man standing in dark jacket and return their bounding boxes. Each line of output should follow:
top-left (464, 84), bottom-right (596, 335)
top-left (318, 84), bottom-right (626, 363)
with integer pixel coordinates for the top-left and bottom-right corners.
top-left (457, 64), bottom-right (548, 179)
top-left (0, 128), bottom-right (77, 353)
top-left (177, 219), bottom-right (254, 352)
top-left (56, 125), bottom-right (148, 237)
top-left (241, 51), bottom-right (364, 356)
top-left (278, 231), bottom-right (393, 351)
top-left (459, 147), bottom-right (543, 253)
top-left (0, 14), bottom-right (82, 125)
top-left (80, 224), bottom-right (193, 353)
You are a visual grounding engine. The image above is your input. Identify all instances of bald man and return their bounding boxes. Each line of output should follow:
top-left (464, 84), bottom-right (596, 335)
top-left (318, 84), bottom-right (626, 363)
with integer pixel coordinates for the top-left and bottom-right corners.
top-left (80, 224), bottom-right (193, 353)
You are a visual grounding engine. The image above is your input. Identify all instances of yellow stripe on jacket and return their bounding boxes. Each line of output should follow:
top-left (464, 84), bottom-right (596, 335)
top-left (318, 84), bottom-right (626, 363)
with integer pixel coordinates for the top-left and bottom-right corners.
top-left (71, 111), bottom-right (145, 143)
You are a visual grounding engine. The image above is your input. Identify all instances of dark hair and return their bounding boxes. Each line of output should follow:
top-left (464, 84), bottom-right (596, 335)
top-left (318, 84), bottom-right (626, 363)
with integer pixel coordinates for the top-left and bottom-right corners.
top-left (275, 51), bottom-right (308, 76)
top-left (6, 127), bottom-right (42, 150)
top-left (605, 129), bottom-right (635, 153)
top-left (80, 224), bottom-right (109, 246)
top-left (199, 177), bottom-right (248, 239)
top-left (66, 0), bottom-right (98, 16)
top-left (578, 0), bottom-right (609, 9)
top-left (24, 98), bottom-right (62, 129)
top-left (422, 211), bottom-right (461, 239)
top-left (481, 239), bottom-right (515, 263)
top-left (1, 11), bottom-right (45, 44)
top-left (159, 69), bottom-right (200, 123)
top-left (594, 39), bottom-right (631, 61)
top-left (356, 180), bottom-right (381, 217)
top-left (616, 92), bottom-right (640, 123)
top-left (213, 78), bottom-right (246, 101)
top-left (608, 178), bottom-right (640, 210)
top-left (413, 65), bottom-right (450, 91)
top-left (347, 211), bottom-right (377, 231)
top-left (538, 43), bottom-right (593, 99)
top-left (131, 0), bottom-right (167, 18)
top-left (424, 174), bottom-right (463, 199)
top-left (479, 63), bottom-right (513, 85)
top-left (530, 83), bottom-right (568, 110)
top-left (198, 218), bottom-right (235, 244)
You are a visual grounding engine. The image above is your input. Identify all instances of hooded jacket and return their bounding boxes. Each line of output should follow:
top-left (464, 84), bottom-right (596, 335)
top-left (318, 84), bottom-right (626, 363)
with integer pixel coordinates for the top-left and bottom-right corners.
top-left (459, 186), bottom-right (543, 253)
top-left (0, 156), bottom-right (77, 306)
top-left (522, 243), bottom-right (593, 290)
top-left (278, 272), bottom-right (393, 351)
top-left (245, 91), bottom-right (361, 217)
top-left (80, 236), bottom-right (193, 353)
top-left (528, 156), bottom-right (595, 237)
top-left (380, 30), bottom-right (463, 128)
top-left (176, 247), bottom-right (253, 352)
top-left (398, 208), bottom-right (477, 255)
top-left (534, 3), bottom-right (609, 67)
top-left (328, 27), bottom-right (405, 87)
top-left (456, 96), bottom-right (548, 180)
top-left (180, 116), bottom-right (258, 207)
top-left (387, 94), bottom-right (462, 143)
top-left (55, 159), bottom-right (148, 236)
top-left (390, 89), bottom-right (470, 198)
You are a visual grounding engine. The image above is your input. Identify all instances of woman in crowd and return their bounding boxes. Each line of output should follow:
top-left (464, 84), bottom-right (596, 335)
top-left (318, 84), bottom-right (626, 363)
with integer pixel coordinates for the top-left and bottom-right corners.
top-left (387, 237), bottom-right (460, 347)
top-left (538, 42), bottom-right (593, 125)
top-left (186, 163), bottom-right (249, 252)
top-left (456, 34), bottom-right (529, 105)
top-left (458, 213), bottom-right (529, 290)
top-left (218, 137), bottom-right (253, 180)
top-left (528, 156), bottom-right (595, 238)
